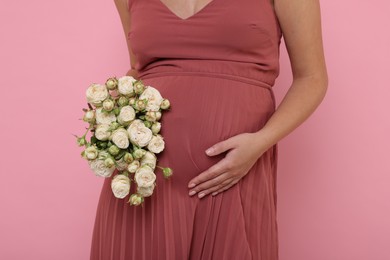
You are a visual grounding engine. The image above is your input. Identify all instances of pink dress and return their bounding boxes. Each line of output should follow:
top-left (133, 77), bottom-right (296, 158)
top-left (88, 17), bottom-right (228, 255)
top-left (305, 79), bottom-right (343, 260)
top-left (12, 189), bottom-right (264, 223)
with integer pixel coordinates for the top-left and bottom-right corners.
top-left (90, 0), bottom-right (282, 258)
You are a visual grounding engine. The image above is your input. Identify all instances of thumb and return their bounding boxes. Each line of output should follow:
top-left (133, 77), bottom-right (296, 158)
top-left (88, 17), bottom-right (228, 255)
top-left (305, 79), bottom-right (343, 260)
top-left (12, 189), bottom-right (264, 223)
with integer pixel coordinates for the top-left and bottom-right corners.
top-left (205, 138), bottom-right (233, 156)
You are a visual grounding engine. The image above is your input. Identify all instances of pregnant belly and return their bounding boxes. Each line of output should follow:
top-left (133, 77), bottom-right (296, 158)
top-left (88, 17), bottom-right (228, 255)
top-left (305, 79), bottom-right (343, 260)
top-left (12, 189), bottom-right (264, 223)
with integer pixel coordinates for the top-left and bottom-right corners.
top-left (139, 75), bottom-right (275, 185)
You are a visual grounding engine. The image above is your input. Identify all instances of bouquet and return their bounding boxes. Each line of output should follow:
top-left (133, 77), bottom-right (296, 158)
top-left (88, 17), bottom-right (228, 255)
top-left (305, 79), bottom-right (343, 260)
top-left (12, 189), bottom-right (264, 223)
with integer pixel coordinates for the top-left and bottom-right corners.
top-left (74, 75), bottom-right (173, 206)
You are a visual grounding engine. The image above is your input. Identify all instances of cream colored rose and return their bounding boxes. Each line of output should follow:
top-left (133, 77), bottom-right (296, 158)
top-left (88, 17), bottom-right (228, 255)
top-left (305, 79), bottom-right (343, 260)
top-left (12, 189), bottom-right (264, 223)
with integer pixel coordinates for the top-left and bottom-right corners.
top-left (86, 83), bottom-right (109, 107)
top-left (134, 165), bottom-right (156, 188)
top-left (137, 183), bottom-right (155, 197)
top-left (95, 124), bottom-right (111, 141)
top-left (127, 160), bottom-right (140, 173)
top-left (118, 76), bottom-right (136, 96)
top-left (127, 119), bottom-right (153, 147)
top-left (140, 151), bottom-right (157, 170)
top-left (88, 158), bottom-right (115, 178)
top-left (95, 107), bottom-right (116, 125)
top-left (117, 105), bottom-right (136, 126)
top-left (111, 128), bottom-right (129, 149)
top-left (111, 174), bottom-right (131, 199)
top-left (147, 134), bottom-right (165, 154)
top-left (85, 146), bottom-right (98, 160)
top-left (138, 86), bottom-right (164, 112)
top-left (115, 157), bottom-right (129, 171)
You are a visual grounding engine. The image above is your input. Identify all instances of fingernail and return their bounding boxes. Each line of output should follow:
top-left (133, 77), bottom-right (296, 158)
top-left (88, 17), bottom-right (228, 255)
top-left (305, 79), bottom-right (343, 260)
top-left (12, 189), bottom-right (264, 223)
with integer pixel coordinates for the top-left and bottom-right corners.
top-left (189, 190), bottom-right (196, 196)
top-left (205, 148), bottom-right (213, 155)
top-left (188, 183), bottom-right (196, 188)
top-left (198, 192), bottom-right (205, 198)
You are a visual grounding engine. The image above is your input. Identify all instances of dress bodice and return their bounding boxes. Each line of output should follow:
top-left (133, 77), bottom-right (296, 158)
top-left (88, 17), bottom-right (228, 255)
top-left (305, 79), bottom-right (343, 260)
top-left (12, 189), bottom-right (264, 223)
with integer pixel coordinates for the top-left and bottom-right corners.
top-left (126, 0), bottom-right (282, 86)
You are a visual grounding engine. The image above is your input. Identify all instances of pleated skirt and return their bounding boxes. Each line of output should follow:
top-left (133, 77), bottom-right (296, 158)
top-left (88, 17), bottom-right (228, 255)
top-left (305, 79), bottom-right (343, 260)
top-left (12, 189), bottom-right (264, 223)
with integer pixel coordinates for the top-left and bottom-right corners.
top-left (90, 72), bottom-right (279, 260)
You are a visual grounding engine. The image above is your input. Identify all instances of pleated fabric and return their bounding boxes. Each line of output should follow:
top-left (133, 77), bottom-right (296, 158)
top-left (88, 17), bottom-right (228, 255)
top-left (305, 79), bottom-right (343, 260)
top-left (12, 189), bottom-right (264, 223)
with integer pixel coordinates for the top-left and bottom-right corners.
top-left (90, 0), bottom-right (282, 258)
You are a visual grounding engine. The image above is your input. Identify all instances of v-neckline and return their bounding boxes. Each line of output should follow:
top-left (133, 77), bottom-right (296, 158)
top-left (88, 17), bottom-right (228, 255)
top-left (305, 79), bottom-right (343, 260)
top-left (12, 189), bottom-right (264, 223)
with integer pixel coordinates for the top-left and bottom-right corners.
top-left (156, 0), bottom-right (218, 21)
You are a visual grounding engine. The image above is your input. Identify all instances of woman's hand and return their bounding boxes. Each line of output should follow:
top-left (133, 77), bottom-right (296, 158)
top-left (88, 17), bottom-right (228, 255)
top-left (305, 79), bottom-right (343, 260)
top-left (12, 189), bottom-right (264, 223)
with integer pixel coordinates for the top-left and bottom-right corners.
top-left (187, 132), bottom-right (269, 199)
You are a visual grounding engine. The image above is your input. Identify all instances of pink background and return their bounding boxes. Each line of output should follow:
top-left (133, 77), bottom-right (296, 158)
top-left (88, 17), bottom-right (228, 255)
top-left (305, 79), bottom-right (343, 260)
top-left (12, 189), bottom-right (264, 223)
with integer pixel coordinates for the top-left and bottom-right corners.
top-left (1, 0), bottom-right (389, 259)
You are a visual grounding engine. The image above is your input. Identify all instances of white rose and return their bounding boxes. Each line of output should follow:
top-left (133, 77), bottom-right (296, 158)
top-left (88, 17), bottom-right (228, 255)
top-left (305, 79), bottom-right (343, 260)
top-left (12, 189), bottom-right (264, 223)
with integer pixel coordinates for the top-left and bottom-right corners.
top-left (111, 174), bottom-right (131, 199)
top-left (134, 165), bottom-right (156, 188)
top-left (140, 151), bottom-right (157, 170)
top-left (115, 157), bottom-right (129, 171)
top-left (137, 183), bottom-right (155, 197)
top-left (117, 105), bottom-right (136, 126)
top-left (147, 134), bottom-right (165, 154)
top-left (95, 107), bottom-right (117, 125)
top-left (127, 160), bottom-right (140, 173)
top-left (138, 86), bottom-right (164, 111)
top-left (86, 83), bottom-right (109, 107)
top-left (85, 146), bottom-right (98, 160)
top-left (127, 119), bottom-right (153, 147)
top-left (111, 128), bottom-right (129, 149)
top-left (95, 124), bottom-right (111, 141)
top-left (88, 158), bottom-right (115, 178)
top-left (118, 76), bottom-right (136, 96)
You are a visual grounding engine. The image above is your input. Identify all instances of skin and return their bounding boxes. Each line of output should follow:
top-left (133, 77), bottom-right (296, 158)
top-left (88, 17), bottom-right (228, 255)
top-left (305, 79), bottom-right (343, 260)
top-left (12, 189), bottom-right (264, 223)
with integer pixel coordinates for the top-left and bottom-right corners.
top-left (114, 0), bottom-right (328, 199)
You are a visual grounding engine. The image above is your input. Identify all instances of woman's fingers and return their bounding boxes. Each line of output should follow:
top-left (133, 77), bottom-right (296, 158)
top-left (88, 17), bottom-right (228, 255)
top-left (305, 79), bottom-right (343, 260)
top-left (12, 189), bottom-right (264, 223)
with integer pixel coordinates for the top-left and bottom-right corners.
top-left (189, 172), bottom-right (232, 198)
top-left (188, 157), bottom-right (231, 189)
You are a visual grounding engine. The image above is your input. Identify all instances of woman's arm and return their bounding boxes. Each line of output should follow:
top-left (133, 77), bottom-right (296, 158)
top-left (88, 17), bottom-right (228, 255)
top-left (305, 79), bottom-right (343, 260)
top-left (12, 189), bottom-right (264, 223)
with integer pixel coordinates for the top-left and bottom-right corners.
top-left (114, 0), bottom-right (140, 79)
top-left (253, 0), bottom-right (328, 151)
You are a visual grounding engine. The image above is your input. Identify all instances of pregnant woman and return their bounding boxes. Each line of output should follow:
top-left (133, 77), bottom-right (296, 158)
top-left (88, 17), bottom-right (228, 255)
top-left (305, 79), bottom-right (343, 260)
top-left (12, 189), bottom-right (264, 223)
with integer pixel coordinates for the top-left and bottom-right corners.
top-left (90, 0), bottom-right (328, 259)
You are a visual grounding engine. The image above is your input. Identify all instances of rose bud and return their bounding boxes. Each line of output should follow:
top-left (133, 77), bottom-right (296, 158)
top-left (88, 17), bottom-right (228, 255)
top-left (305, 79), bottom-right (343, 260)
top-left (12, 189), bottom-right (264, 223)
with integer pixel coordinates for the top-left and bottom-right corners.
top-left (134, 81), bottom-right (145, 95)
top-left (160, 99), bottom-right (170, 110)
top-left (123, 152), bottom-right (134, 164)
top-left (145, 111), bottom-right (157, 122)
top-left (163, 167), bottom-right (173, 179)
top-left (83, 110), bottom-right (95, 123)
top-left (118, 96), bottom-right (129, 107)
top-left (104, 157), bottom-right (115, 168)
top-left (151, 122), bottom-right (161, 134)
top-left (109, 121), bottom-right (120, 131)
top-left (136, 99), bottom-right (147, 111)
top-left (105, 77), bottom-right (118, 90)
top-left (76, 136), bottom-right (87, 146)
top-left (85, 146), bottom-right (99, 160)
top-left (133, 148), bottom-right (146, 159)
top-left (103, 99), bottom-right (115, 111)
top-left (128, 193), bottom-right (143, 206)
top-left (108, 144), bottom-right (120, 156)
top-left (143, 120), bottom-right (152, 128)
